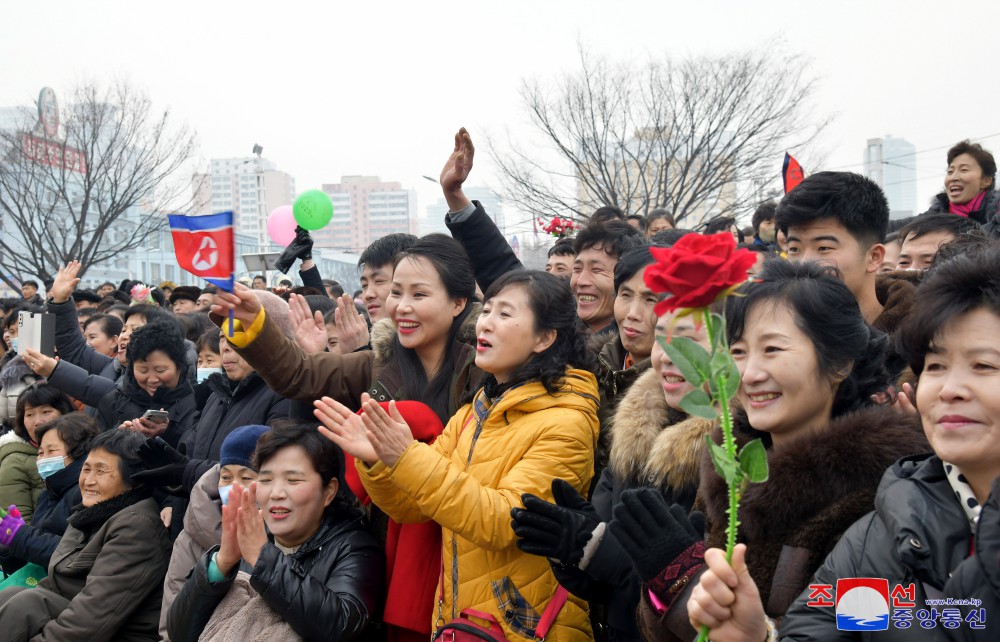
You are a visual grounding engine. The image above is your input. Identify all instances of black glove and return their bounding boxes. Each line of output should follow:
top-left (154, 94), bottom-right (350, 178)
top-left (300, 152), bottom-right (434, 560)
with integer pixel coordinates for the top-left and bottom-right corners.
top-left (608, 488), bottom-right (705, 582)
top-left (131, 437), bottom-right (188, 489)
top-left (274, 226), bottom-right (314, 273)
top-left (511, 479), bottom-right (601, 566)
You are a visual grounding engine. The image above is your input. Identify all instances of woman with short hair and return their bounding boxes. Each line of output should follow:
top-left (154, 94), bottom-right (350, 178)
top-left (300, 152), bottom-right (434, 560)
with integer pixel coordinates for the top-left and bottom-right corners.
top-left (0, 429), bottom-right (171, 640)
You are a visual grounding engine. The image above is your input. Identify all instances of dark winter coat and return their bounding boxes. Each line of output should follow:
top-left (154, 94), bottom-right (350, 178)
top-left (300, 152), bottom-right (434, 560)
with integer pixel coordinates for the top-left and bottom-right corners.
top-left (2, 457), bottom-right (84, 573)
top-left (445, 200), bottom-right (524, 294)
top-left (167, 512), bottom-right (385, 642)
top-left (591, 331), bottom-right (652, 476)
top-left (639, 405), bottom-right (929, 642)
top-left (179, 372), bottom-right (289, 490)
top-left (552, 368), bottom-right (713, 642)
top-left (224, 306), bottom-right (483, 419)
top-left (96, 371), bottom-right (197, 448)
top-left (780, 454), bottom-right (1000, 640)
top-left (29, 491), bottom-right (171, 640)
top-left (926, 190), bottom-right (1000, 237)
top-left (46, 298), bottom-right (121, 412)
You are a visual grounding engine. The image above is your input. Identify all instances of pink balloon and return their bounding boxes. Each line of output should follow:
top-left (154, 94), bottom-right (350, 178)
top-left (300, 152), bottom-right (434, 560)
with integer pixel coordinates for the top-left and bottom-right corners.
top-left (266, 205), bottom-right (297, 247)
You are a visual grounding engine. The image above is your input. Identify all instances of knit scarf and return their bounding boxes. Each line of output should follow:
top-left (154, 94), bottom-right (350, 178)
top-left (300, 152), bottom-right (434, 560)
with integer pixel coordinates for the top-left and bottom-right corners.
top-left (949, 191), bottom-right (987, 218)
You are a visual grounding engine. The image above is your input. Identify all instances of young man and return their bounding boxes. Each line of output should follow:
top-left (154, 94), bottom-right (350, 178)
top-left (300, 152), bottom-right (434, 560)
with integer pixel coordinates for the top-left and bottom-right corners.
top-left (572, 220), bottom-right (646, 334)
top-left (545, 238), bottom-right (575, 279)
top-left (357, 233), bottom-right (417, 323)
top-left (251, 275), bottom-right (267, 290)
top-left (20, 280), bottom-right (43, 306)
top-left (896, 213), bottom-right (979, 271)
top-left (776, 171), bottom-right (890, 326)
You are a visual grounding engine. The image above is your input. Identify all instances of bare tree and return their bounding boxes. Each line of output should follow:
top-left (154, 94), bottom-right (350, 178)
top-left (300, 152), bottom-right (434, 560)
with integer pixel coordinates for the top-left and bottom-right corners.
top-left (0, 81), bottom-right (199, 288)
top-left (490, 44), bottom-right (830, 227)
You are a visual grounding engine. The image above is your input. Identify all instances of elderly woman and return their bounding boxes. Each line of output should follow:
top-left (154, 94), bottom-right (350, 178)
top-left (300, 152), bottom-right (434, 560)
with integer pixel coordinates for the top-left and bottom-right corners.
top-left (760, 245), bottom-right (1000, 640)
top-left (0, 429), bottom-right (171, 640)
top-left (0, 413), bottom-right (100, 575)
top-left (925, 140), bottom-right (1000, 235)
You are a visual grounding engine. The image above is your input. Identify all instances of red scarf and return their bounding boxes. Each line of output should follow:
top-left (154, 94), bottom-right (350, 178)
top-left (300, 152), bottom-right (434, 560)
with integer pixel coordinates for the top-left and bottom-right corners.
top-left (949, 191), bottom-right (987, 218)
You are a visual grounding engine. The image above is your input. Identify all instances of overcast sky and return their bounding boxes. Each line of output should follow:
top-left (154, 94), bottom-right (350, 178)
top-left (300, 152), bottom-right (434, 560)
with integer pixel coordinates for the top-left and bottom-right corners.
top-left (4, 0), bottom-right (998, 237)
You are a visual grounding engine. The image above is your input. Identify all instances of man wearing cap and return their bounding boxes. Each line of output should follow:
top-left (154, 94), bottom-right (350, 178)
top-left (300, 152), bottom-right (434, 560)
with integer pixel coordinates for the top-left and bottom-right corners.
top-left (169, 286), bottom-right (202, 314)
top-left (72, 290), bottom-right (102, 310)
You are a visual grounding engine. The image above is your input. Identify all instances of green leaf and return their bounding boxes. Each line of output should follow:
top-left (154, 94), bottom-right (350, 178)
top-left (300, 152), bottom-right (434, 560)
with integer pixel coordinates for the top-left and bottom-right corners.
top-left (706, 435), bottom-right (741, 486)
top-left (720, 359), bottom-right (741, 399)
top-left (738, 439), bottom-right (769, 483)
top-left (657, 336), bottom-right (711, 386)
top-left (709, 312), bottom-right (728, 351)
top-left (679, 388), bottom-right (716, 419)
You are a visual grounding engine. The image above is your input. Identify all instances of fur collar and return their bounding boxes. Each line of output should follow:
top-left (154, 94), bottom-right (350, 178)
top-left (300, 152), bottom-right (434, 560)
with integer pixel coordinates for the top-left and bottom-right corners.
top-left (874, 272), bottom-right (919, 335)
top-left (0, 356), bottom-right (37, 389)
top-left (701, 404), bottom-right (928, 544)
top-left (607, 368), bottom-right (714, 491)
top-left (0, 429), bottom-right (32, 451)
top-left (370, 302), bottom-right (482, 366)
top-left (69, 488), bottom-right (153, 533)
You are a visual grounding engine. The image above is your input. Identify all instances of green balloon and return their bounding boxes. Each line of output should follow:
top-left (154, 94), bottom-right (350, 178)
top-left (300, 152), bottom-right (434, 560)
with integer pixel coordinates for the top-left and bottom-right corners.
top-left (293, 190), bottom-right (334, 230)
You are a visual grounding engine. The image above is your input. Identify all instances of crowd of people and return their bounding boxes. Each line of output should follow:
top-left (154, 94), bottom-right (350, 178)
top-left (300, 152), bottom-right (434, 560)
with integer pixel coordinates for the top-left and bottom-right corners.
top-left (0, 129), bottom-right (997, 641)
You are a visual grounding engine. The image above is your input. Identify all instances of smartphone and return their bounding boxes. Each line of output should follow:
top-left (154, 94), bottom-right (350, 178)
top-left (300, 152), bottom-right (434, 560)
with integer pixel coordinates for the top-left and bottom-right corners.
top-left (141, 409), bottom-right (170, 424)
top-left (17, 311), bottom-right (55, 357)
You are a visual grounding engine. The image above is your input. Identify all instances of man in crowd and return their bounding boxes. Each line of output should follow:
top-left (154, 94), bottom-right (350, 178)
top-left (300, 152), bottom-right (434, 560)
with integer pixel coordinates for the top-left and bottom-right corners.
top-left (545, 238), bottom-right (575, 279)
top-left (751, 200), bottom-right (778, 249)
top-left (572, 220), bottom-right (646, 334)
top-left (357, 233), bottom-right (417, 323)
top-left (169, 286), bottom-right (202, 314)
top-left (20, 280), bottom-right (43, 306)
top-left (896, 213), bottom-right (979, 271)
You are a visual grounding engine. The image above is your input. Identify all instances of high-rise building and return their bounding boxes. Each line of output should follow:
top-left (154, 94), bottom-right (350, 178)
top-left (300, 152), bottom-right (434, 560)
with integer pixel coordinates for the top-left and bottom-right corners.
top-left (863, 136), bottom-right (917, 220)
top-left (420, 186), bottom-right (505, 237)
top-left (318, 176), bottom-right (417, 252)
top-left (192, 157), bottom-right (296, 249)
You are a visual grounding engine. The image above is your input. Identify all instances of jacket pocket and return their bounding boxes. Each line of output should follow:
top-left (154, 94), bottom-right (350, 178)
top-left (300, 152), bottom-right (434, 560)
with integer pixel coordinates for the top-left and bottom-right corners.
top-left (59, 551), bottom-right (99, 576)
top-left (491, 576), bottom-right (541, 640)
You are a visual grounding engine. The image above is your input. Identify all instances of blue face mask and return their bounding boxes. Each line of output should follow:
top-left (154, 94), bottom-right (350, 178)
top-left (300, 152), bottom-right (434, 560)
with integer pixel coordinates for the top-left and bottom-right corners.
top-left (218, 484), bottom-right (233, 506)
top-left (197, 367), bottom-right (223, 383)
top-left (9, 338), bottom-right (18, 354)
top-left (36, 455), bottom-right (66, 479)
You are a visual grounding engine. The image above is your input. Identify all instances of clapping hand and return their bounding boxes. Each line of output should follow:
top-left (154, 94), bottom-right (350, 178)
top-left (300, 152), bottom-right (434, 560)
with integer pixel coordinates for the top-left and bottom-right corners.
top-left (315, 394), bottom-right (378, 464)
top-left (216, 483), bottom-right (268, 574)
top-left (608, 488), bottom-right (706, 582)
top-left (359, 397), bottom-right (415, 467)
top-left (511, 479), bottom-right (601, 566)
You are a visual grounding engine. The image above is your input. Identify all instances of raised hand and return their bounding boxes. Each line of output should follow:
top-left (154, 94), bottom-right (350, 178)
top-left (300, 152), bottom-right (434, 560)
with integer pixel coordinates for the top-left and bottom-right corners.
top-left (334, 294), bottom-right (370, 353)
top-left (49, 261), bottom-right (82, 304)
top-left (235, 481), bottom-right (267, 568)
top-left (439, 127), bottom-right (474, 211)
top-left (512, 479), bottom-right (601, 566)
top-left (211, 282), bottom-right (261, 327)
top-left (361, 398), bottom-right (415, 467)
top-left (687, 544), bottom-right (767, 642)
top-left (289, 293), bottom-right (329, 354)
top-left (22, 347), bottom-right (57, 377)
top-left (314, 395), bottom-right (378, 464)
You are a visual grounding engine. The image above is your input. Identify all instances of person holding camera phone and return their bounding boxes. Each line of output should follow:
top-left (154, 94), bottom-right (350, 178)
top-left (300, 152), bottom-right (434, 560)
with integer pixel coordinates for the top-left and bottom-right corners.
top-left (96, 323), bottom-right (197, 450)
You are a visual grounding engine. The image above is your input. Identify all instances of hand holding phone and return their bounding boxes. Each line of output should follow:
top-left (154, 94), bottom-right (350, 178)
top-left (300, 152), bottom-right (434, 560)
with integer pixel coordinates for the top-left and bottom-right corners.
top-left (141, 409), bottom-right (170, 425)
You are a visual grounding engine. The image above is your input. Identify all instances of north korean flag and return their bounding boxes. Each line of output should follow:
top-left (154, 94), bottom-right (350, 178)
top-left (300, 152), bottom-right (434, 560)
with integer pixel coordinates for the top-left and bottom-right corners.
top-left (168, 211), bottom-right (234, 292)
top-left (783, 153), bottom-right (805, 194)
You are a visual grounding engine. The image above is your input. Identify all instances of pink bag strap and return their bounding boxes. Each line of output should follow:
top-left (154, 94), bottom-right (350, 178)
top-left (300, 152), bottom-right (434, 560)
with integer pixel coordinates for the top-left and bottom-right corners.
top-left (534, 586), bottom-right (569, 641)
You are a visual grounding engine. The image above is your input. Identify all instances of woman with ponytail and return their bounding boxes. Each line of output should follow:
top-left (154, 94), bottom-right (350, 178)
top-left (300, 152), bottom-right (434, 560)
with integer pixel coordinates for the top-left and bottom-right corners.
top-left (610, 260), bottom-right (929, 641)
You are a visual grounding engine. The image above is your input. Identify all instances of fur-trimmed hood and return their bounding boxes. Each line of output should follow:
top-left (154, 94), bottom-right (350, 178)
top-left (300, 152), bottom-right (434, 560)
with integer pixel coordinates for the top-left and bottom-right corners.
top-left (701, 404), bottom-right (929, 544)
top-left (370, 301), bottom-right (482, 365)
top-left (607, 368), bottom-right (714, 492)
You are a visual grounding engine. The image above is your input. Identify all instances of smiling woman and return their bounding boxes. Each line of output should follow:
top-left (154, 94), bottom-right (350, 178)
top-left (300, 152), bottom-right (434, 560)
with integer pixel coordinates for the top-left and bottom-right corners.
top-left (619, 260), bottom-right (928, 642)
top-left (780, 243), bottom-right (1000, 640)
top-left (96, 322), bottom-right (198, 447)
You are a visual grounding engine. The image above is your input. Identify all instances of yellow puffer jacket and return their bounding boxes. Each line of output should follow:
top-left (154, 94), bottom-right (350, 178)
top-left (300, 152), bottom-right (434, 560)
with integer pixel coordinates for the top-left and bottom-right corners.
top-left (357, 368), bottom-right (599, 642)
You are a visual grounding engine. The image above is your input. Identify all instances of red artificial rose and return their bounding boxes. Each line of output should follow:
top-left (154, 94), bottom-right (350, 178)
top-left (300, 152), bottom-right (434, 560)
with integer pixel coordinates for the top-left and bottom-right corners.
top-left (644, 232), bottom-right (757, 315)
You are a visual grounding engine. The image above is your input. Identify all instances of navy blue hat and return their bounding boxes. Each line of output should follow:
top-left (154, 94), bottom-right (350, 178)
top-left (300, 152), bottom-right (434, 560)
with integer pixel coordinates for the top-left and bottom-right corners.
top-left (220, 425), bottom-right (270, 469)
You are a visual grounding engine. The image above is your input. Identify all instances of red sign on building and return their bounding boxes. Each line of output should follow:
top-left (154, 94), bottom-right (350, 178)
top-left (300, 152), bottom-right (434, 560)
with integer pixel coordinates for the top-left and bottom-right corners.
top-left (21, 133), bottom-right (88, 174)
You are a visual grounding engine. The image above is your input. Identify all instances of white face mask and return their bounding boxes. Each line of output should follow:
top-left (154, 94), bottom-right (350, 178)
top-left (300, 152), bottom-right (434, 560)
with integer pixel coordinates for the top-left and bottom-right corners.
top-left (196, 367), bottom-right (223, 383)
top-left (36, 455), bottom-right (66, 479)
top-left (218, 484), bottom-right (233, 505)
top-left (9, 338), bottom-right (18, 353)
